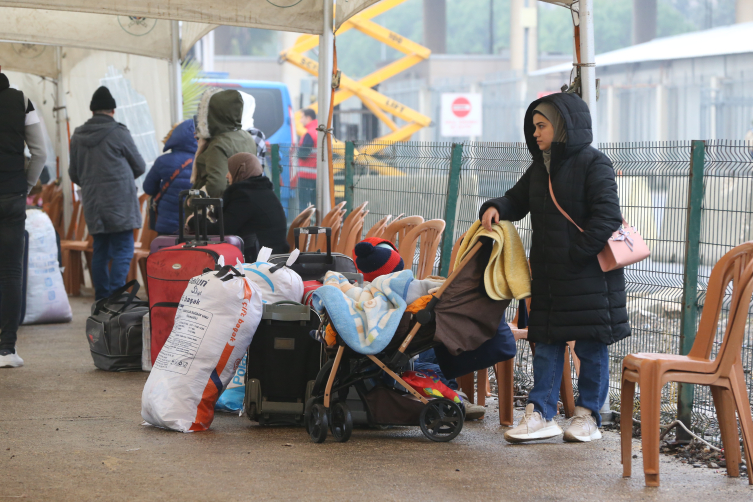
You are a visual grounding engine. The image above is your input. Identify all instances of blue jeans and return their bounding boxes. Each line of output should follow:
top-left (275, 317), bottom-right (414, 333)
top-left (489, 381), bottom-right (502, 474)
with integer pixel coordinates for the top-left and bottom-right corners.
top-left (91, 230), bottom-right (134, 301)
top-left (527, 340), bottom-right (609, 426)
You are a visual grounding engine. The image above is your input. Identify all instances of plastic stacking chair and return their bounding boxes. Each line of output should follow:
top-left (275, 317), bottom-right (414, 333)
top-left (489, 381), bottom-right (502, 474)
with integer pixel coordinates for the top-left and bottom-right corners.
top-left (340, 210), bottom-right (368, 258)
top-left (60, 199), bottom-right (92, 296)
top-left (286, 205), bottom-right (316, 251)
top-left (336, 201), bottom-right (368, 254)
top-left (382, 215), bottom-right (423, 249)
top-left (130, 201), bottom-right (158, 294)
top-left (310, 201), bottom-right (346, 252)
top-left (621, 242), bottom-right (753, 487)
top-left (364, 215), bottom-right (392, 239)
top-left (398, 219), bottom-right (445, 280)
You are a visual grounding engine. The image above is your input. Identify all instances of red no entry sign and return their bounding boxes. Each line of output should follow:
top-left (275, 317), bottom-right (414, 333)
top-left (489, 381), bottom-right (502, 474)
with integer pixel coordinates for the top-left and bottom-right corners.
top-left (451, 97), bottom-right (471, 118)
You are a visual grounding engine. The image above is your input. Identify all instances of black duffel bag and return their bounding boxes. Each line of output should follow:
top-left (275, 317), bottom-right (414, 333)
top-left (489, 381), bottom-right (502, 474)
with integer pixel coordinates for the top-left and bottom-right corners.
top-left (86, 280), bottom-right (149, 372)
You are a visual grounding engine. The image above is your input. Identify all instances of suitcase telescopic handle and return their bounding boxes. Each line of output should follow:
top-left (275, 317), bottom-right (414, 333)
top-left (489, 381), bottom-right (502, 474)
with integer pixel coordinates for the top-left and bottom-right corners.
top-left (293, 226), bottom-right (331, 257)
top-left (191, 198), bottom-right (226, 243)
top-left (178, 189), bottom-right (207, 244)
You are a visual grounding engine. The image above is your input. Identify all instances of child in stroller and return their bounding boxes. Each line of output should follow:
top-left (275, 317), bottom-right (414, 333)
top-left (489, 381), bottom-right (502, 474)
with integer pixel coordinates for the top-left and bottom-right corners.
top-left (305, 238), bottom-right (509, 443)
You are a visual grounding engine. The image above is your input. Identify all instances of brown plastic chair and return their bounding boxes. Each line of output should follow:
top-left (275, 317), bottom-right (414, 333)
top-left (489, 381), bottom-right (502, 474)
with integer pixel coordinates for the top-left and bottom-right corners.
top-left (364, 215), bottom-right (392, 239)
top-left (621, 242), bottom-right (753, 487)
top-left (40, 182), bottom-right (64, 237)
top-left (398, 219), bottom-right (445, 280)
top-left (382, 215), bottom-right (423, 249)
top-left (447, 232), bottom-right (467, 275)
top-left (286, 206), bottom-right (316, 251)
top-left (336, 202), bottom-right (368, 254)
top-left (340, 210), bottom-right (368, 258)
top-left (309, 201), bottom-right (346, 252)
top-left (60, 199), bottom-right (92, 296)
top-left (130, 197), bottom-right (158, 292)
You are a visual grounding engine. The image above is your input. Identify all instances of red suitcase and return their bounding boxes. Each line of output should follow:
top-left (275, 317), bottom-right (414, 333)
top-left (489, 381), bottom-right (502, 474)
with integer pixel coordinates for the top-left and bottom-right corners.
top-left (302, 280), bottom-right (323, 306)
top-left (146, 191), bottom-right (244, 364)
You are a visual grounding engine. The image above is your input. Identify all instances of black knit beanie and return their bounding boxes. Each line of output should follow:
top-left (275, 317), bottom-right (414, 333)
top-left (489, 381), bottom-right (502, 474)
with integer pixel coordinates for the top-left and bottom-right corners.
top-left (90, 86), bottom-right (116, 112)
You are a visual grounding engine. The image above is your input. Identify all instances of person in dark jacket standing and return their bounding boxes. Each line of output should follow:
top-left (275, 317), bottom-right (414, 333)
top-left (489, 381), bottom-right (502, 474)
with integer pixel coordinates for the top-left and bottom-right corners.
top-left (143, 119), bottom-right (196, 234)
top-left (69, 86), bottom-right (146, 301)
top-left (205, 152), bottom-right (288, 258)
top-left (480, 92), bottom-right (629, 444)
top-left (0, 71), bottom-right (47, 368)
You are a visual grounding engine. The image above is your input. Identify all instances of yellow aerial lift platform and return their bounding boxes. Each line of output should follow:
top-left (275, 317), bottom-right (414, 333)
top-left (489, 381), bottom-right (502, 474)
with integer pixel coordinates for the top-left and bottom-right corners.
top-left (280, 0), bottom-right (432, 144)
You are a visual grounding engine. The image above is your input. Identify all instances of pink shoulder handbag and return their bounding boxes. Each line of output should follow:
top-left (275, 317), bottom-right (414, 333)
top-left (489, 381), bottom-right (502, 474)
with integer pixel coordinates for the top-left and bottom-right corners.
top-left (548, 177), bottom-right (650, 272)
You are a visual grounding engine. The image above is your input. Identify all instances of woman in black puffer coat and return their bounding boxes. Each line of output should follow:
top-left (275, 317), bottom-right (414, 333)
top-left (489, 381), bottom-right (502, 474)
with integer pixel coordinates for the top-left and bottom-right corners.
top-left (480, 92), bottom-right (629, 444)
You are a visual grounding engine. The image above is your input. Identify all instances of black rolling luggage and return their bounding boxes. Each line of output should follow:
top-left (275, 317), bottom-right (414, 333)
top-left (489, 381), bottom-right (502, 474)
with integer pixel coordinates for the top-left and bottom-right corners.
top-left (269, 227), bottom-right (357, 281)
top-left (245, 301), bottom-right (322, 425)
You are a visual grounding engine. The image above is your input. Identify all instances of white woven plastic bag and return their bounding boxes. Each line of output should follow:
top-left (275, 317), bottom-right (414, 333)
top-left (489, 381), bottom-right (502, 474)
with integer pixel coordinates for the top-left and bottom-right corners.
top-left (242, 247), bottom-right (304, 304)
top-left (141, 265), bottom-right (262, 432)
top-left (23, 208), bottom-right (72, 324)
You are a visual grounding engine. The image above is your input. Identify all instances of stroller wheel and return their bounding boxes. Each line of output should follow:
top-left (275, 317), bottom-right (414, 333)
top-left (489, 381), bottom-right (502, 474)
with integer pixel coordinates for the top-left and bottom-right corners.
top-left (306, 404), bottom-right (329, 443)
top-left (329, 402), bottom-right (353, 443)
top-left (419, 398), bottom-right (464, 442)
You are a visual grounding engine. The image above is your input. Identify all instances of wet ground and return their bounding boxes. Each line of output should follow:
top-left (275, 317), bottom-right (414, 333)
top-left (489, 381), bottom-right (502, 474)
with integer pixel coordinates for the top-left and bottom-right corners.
top-left (1, 295), bottom-right (751, 501)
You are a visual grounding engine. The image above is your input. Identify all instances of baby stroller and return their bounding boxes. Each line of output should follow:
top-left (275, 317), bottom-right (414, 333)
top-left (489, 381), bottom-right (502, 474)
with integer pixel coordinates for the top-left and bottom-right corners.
top-left (305, 238), bottom-right (509, 443)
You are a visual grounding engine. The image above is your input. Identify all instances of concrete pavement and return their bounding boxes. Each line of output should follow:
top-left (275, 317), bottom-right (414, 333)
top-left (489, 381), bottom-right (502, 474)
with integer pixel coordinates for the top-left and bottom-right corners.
top-left (1, 295), bottom-right (751, 501)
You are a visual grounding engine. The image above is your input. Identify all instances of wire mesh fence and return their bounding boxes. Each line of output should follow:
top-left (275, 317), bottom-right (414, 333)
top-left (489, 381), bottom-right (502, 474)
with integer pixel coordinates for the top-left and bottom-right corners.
top-left (271, 139), bottom-right (753, 443)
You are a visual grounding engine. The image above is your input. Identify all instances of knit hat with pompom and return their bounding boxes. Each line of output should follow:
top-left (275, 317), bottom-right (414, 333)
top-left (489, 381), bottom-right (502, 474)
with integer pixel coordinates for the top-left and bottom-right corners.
top-left (353, 237), bottom-right (404, 282)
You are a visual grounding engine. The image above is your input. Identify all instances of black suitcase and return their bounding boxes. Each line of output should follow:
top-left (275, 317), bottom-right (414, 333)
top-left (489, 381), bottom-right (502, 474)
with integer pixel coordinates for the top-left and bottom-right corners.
top-left (86, 280), bottom-right (149, 372)
top-left (269, 226), bottom-right (357, 281)
top-left (245, 302), bottom-right (322, 425)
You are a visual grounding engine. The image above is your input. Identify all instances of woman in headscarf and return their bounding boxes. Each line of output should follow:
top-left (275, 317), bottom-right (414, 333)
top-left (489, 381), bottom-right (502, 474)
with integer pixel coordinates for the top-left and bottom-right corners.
top-left (480, 93), bottom-right (629, 444)
top-left (205, 152), bottom-right (289, 258)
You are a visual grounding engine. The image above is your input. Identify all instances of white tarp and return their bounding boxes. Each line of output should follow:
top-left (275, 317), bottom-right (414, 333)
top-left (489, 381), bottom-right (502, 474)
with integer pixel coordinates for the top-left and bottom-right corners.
top-left (0, 0), bottom-right (378, 35)
top-left (0, 42), bottom-right (57, 78)
top-left (0, 8), bottom-right (214, 61)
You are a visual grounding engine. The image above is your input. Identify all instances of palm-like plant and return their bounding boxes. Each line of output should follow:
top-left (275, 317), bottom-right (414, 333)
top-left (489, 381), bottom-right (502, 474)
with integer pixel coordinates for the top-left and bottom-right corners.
top-left (182, 58), bottom-right (206, 119)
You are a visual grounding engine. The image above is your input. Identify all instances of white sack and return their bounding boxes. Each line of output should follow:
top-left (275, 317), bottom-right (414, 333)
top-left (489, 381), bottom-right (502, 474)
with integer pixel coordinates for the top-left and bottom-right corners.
top-left (141, 266), bottom-right (262, 432)
top-left (22, 209), bottom-right (72, 325)
top-left (242, 248), bottom-right (303, 304)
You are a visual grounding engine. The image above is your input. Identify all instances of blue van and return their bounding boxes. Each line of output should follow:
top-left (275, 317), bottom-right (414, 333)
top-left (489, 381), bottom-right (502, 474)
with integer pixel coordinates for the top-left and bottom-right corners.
top-left (199, 79), bottom-right (297, 215)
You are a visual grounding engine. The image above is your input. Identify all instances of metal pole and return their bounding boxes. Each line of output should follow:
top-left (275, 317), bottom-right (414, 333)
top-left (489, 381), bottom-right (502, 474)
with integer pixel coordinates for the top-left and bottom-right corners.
top-left (677, 140), bottom-right (706, 441)
top-left (439, 143), bottom-right (463, 277)
top-left (316, 0), bottom-right (334, 217)
top-left (55, 46), bottom-right (73, 231)
top-left (170, 20), bottom-right (183, 125)
top-left (578, 0), bottom-right (598, 145)
top-left (344, 141), bottom-right (355, 212)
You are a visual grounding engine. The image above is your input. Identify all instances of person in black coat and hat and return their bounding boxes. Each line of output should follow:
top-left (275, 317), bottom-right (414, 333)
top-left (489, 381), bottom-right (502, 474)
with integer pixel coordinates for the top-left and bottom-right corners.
top-left (204, 152), bottom-right (288, 259)
top-left (480, 92), bottom-right (629, 444)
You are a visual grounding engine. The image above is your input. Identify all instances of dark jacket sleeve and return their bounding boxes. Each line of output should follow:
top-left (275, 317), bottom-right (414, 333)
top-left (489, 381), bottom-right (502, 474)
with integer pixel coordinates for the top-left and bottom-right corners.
top-left (68, 137), bottom-right (80, 185)
top-left (299, 133), bottom-right (315, 159)
top-left (478, 163), bottom-right (533, 222)
top-left (569, 155), bottom-right (623, 265)
top-left (142, 156), bottom-right (163, 196)
top-left (119, 128), bottom-right (146, 178)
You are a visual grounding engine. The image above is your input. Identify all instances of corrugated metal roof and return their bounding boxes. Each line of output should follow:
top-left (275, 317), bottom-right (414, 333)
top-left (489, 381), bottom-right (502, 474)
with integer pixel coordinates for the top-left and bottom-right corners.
top-left (530, 22), bottom-right (753, 76)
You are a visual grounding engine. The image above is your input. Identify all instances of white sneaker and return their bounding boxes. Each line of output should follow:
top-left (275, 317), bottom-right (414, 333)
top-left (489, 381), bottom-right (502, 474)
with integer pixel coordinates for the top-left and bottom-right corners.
top-left (0, 350), bottom-right (24, 368)
top-left (563, 406), bottom-right (602, 442)
top-left (504, 403), bottom-right (563, 443)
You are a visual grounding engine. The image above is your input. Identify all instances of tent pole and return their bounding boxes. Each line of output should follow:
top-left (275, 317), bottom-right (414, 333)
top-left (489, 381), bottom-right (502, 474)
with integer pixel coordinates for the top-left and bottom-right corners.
top-left (316, 0), bottom-right (334, 219)
top-left (170, 20), bottom-right (183, 125)
top-left (578, 0), bottom-right (598, 145)
top-left (55, 46), bottom-right (73, 232)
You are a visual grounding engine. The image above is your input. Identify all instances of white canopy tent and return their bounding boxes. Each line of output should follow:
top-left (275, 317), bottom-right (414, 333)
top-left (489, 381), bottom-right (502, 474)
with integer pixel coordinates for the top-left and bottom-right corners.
top-left (1, 0), bottom-right (379, 214)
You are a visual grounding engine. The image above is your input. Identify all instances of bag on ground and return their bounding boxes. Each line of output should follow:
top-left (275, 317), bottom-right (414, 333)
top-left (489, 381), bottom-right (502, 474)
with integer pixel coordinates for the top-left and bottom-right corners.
top-left (86, 280), bottom-right (149, 372)
top-left (23, 208), bottom-right (72, 324)
top-left (141, 266), bottom-right (263, 432)
top-left (215, 353), bottom-right (247, 413)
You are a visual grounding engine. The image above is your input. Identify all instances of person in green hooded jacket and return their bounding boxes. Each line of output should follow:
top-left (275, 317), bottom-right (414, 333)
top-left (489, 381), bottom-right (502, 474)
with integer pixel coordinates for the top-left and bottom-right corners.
top-left (191, 89), bottom-right (257, 199)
